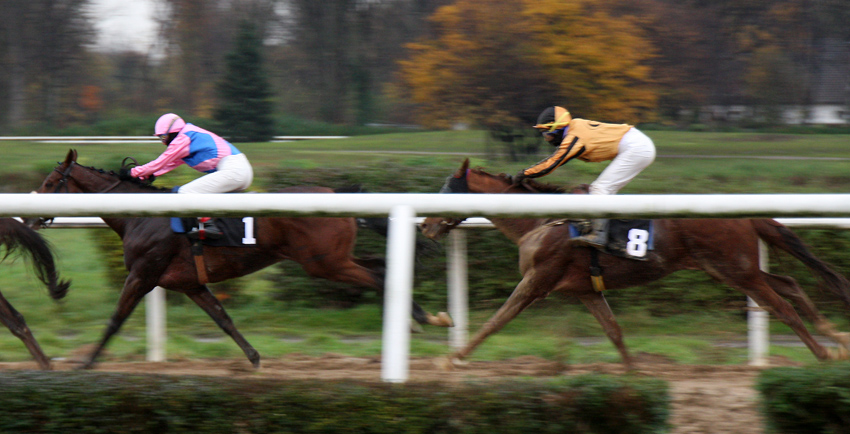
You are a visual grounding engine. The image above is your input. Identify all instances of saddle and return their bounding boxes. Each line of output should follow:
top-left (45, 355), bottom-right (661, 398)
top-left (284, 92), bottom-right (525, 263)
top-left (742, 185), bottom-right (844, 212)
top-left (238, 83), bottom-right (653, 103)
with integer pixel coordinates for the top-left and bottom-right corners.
top-left (167, 187), bottom-right (258, 284)
top-left (564, 184), bottom-right (654, 261)
top-left (170, 216), bottom-right (259, 285)
top-left (568, 219), bottom-right (654, 261)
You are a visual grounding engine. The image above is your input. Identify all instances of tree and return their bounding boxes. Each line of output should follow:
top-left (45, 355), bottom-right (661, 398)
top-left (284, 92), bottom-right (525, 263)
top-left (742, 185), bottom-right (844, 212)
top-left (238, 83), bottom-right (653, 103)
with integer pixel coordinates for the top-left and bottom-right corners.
top-left (275, 0), bottom-right (449, 125)
top-left (214, 20), bottom-right (274, 142)
top-left (397, 0), bottom-right (657, 129)
top-left (0, 0), bottom-right (93, 127)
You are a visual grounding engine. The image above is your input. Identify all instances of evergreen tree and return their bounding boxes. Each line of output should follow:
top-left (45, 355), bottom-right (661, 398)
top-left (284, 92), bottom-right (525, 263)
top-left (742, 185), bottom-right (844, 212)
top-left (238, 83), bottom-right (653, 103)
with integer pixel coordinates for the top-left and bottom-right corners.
top-left (214, 21), bottom-right (274, 142)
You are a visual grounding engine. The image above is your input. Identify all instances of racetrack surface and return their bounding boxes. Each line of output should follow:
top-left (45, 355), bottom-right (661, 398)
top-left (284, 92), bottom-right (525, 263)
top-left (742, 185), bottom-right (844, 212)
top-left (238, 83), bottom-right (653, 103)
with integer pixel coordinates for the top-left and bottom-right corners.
top-left (0, 353), bottom-right (805, 434)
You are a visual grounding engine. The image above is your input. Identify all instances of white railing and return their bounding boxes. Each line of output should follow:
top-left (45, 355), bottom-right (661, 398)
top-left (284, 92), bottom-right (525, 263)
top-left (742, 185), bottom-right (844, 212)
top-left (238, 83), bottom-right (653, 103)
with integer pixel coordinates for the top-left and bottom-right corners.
top-left (6, 192), bottom-right (850, 382)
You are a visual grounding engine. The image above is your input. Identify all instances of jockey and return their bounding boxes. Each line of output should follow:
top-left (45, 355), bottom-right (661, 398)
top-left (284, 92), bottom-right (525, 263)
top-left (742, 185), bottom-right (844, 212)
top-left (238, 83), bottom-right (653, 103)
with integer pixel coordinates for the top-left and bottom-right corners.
top-left (128, 113), bottom-right (254, 238)
top-left (514, 106), bottom-right (656, 247)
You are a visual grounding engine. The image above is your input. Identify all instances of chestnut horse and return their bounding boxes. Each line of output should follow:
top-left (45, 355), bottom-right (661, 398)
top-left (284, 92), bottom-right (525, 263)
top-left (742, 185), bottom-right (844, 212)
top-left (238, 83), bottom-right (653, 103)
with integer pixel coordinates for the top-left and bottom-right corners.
top-left (420, 158), bottom-right (850, 369)
top-left (0, 218), bottom-right (70, 369)
top-left (29, 149), bottom-right (450, 369)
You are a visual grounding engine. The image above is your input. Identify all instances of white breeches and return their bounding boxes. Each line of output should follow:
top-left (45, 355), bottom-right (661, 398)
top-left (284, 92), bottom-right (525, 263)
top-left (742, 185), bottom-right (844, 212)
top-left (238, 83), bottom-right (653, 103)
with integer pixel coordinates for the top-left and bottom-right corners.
top-left (590, 128), bottom-right (655, 195)
top-left (177, 153), bottom-right (254, 194)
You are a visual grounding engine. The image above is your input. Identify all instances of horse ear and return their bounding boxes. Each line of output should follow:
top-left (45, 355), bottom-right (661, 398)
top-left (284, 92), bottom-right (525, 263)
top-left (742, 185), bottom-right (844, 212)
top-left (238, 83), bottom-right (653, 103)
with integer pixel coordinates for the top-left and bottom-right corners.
top-left (456, 158), bottom-right (470, 177)
top-left (64, 149), bottom-right (78, 165)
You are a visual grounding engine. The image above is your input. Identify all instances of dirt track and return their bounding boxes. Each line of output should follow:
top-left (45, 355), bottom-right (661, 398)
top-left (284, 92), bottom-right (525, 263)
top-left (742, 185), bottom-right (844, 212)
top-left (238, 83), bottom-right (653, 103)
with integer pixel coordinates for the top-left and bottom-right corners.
top-left (0, 353), bottom-right (802, 434)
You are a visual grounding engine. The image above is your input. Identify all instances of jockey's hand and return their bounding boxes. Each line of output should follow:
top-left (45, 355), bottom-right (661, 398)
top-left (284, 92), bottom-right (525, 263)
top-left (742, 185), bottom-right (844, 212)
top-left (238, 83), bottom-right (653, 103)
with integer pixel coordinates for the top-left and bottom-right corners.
top-left (118, 167), bottom-right (133, 180)
top-left (512, 171), bottom-right (527, 186)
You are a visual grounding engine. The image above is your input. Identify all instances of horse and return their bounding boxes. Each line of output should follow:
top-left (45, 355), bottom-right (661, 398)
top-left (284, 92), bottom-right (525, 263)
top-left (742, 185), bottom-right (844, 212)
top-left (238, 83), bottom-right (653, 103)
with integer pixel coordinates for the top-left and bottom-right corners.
top-left (28, 149), bottom-right (451, 369)
top-left (419, 158), bottom-right (850, 370)
top-left (0, 218), bottom-right (70, 369)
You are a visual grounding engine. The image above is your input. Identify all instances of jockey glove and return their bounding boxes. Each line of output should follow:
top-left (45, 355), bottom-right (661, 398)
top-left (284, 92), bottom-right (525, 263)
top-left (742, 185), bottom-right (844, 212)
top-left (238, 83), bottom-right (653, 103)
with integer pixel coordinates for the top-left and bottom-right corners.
top-left (512, 171), bottom-right (527, 186)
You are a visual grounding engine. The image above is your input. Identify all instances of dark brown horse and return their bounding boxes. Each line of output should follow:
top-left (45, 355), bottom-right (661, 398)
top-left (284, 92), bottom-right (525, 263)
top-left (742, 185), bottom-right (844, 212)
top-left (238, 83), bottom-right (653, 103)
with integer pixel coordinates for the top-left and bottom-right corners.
top-left (29, 149), bottom-right (451, 369)
top-left (420, 158), bottom-right (850, 369)
top-left (0, 218), bottom-right (70, 369)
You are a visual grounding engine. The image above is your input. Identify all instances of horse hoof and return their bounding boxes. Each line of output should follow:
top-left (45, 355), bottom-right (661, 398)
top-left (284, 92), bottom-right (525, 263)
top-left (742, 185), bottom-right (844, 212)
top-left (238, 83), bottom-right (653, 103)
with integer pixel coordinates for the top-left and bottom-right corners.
top-left (434, 357), bottom-right (455, 371)
top-left (248, 353), bottom-right (261, 368)
top-left (74, 362), bottom-right (95, 371)
top-left (451, 357), bottom-right (468, 366)
top-left (410, 320), bottom-right (424, 334)
top-left (828, 347), bottom-right (850, 361)
top-left (428, 312), bottom-right (454, 328)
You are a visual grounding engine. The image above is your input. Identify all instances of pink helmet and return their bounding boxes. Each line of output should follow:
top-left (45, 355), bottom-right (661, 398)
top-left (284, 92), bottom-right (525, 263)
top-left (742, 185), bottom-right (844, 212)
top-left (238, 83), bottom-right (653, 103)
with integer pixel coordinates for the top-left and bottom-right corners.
top-left (153, 113), bottom-right (186, 136)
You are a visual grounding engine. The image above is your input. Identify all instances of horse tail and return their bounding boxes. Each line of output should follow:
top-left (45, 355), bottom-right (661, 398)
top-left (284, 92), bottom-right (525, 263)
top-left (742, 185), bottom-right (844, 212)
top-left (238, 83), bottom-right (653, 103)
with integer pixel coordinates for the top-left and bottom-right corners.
top-left (0, 219), bottom-right (70, 301)
top-left (753, 218), bottom-right (850, 309)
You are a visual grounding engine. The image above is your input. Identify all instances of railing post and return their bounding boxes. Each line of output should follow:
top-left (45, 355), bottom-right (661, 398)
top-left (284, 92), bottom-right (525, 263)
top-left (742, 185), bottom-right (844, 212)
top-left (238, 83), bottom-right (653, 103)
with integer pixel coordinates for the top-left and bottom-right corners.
top-left (749, 240), bottom-right (770, 366)
top-left (145, 286), bottom-right (166, 362)
top-left (381, 205), bottom-right (416, 382)
top-left (448, 230), bottom-right (469, 350)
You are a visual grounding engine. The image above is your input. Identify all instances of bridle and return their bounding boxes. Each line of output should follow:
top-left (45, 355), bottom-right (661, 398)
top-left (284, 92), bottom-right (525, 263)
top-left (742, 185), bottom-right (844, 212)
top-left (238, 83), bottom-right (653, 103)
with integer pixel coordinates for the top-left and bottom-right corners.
top-left (436, 168), bottom-right (529, 230)
top-left (50, 161), bottom-right (122, 194)
top-left (31, 162), bottom-right (124, 229)
top-left (436, 169), bottom-right (472, 230)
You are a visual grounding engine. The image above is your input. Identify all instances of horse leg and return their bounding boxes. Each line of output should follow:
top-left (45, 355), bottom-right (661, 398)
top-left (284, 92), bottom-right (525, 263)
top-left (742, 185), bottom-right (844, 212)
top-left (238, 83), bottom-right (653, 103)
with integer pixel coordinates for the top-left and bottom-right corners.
top-left (0, 291), bottom-right (51, 370)
top-left (578, 291), bottom-right (634, 370)
top-left (735, 280), bottom-right (834, 361)
top-left (450, 276), bottom-right (540, 363)
top-left (79, 275), bottom-right (151, 369)
top-left (306, 259), bottom-right (452, 328)
top-left (184, 286), bottom-right (260, 368)
top-left (763, 272), bottom-right (850, 353)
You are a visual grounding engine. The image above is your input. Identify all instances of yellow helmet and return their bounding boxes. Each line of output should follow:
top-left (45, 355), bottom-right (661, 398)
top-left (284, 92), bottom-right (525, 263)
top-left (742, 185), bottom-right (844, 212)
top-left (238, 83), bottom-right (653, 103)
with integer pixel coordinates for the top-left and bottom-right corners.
top-left (533, 106), bottom-right (572, 131)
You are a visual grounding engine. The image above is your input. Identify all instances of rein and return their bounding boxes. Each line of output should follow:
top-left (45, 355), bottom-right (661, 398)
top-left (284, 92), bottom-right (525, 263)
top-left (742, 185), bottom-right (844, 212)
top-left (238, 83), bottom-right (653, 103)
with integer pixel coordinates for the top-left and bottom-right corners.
top-left (53, 162), bottom-right (122, 193)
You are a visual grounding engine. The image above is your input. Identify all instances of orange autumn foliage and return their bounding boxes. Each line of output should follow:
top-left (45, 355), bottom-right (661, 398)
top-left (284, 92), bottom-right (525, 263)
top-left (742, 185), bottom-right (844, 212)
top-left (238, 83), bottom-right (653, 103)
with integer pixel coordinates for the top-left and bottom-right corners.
top-left (398, 0), bottom-right (657, 128)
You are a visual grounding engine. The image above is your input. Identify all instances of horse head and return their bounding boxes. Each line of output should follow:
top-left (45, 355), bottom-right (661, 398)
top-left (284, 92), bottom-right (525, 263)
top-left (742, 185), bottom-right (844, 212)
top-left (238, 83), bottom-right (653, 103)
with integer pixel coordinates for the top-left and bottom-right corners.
top-left (26, 149), bottom-right (164, 229)
top-left (419, 158), bottom-right (568, 240)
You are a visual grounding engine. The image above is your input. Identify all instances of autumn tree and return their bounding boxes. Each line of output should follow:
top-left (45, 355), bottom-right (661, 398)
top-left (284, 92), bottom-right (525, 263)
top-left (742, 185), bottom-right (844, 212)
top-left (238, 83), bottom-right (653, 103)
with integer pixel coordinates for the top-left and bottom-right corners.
top-left (397, 0), bottom-right (657, 130)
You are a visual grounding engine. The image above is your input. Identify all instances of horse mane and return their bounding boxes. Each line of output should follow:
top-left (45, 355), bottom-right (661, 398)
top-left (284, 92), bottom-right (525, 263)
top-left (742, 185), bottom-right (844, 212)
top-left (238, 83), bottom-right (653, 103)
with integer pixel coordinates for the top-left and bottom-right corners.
top-left (80, 164), bottom-right (172, 192)
top-left (471, 167), bottom-right (568, 194)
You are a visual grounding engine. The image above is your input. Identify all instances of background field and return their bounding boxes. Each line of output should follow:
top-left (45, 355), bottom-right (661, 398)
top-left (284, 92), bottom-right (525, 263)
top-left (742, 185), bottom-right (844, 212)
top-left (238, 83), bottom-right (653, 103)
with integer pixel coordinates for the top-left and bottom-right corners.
top-left (1, 129), bottom-right (849, 366)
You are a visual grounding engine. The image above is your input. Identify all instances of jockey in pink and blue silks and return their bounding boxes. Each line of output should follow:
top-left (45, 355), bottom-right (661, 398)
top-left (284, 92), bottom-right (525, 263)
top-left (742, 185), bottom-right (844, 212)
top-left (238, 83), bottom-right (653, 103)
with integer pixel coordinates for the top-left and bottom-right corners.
top-left (129, 113), bottom-right (254, 238)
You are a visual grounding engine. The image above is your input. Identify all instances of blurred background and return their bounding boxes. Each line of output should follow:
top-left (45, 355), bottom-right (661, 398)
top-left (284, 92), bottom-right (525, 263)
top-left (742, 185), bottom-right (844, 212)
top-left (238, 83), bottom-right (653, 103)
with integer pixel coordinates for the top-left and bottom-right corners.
top-left (1, 0), bottom-right (849, 138)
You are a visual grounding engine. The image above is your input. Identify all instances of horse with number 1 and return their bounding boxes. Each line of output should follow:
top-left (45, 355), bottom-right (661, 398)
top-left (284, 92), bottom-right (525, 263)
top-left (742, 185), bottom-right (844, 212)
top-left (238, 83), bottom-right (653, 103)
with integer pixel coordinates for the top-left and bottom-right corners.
top-left (28, 149), bottom-right (451, 370)
top-left (420, 158), bottom-right (850, 369)
top-left (0, 218), bottom-right (70, 369)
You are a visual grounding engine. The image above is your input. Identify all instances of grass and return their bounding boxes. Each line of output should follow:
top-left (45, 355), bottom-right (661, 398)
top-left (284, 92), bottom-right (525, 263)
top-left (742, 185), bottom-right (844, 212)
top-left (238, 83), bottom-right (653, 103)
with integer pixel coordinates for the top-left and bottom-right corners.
top-left (2, 129), bottom-right (850, 366)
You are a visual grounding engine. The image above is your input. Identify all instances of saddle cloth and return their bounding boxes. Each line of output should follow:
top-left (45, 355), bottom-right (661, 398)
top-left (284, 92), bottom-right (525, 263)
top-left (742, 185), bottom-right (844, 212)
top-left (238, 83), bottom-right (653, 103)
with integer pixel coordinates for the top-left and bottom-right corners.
top-left (171, 217), bottom-right (258, 247)
top-left (569, 219), bottom-right (654, 260)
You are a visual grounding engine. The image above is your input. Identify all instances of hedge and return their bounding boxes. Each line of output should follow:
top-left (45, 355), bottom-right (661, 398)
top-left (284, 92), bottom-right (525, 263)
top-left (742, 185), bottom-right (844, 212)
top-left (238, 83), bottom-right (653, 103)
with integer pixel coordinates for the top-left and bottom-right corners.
top-left (0, 371), bottom-right (669, 433)
top-left (757, 362), bottom-right (850, 433)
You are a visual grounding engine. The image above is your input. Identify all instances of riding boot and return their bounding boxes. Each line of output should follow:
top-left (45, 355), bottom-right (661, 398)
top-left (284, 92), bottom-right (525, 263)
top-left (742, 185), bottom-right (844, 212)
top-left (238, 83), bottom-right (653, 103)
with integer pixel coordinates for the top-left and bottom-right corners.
top-left (571, 219), bottom-right (609, 248)
top-left (189, 217), bottom-right (223, 240)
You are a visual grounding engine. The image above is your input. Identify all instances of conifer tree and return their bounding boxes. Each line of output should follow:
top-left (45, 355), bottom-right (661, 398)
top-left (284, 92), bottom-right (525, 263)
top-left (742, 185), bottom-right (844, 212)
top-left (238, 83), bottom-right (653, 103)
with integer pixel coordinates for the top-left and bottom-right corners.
top-left (214, 21), bottom-right (274, 142)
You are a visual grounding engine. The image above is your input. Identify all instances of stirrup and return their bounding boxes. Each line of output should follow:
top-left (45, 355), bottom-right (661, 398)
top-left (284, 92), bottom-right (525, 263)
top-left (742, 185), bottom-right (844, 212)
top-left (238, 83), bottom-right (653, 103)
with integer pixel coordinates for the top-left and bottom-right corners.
top-left (571, 234), bottom-right (606, 248)
top-left (188, 218), bottom-right (223, 240)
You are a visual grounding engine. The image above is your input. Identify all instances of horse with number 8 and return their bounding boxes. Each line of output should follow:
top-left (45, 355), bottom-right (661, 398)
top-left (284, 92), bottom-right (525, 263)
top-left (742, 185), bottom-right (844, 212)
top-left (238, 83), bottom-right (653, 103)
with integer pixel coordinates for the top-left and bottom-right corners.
top-left (420, 158), bottom-right (850, 370)
top-left (27, 149), bottom-right (451, 370)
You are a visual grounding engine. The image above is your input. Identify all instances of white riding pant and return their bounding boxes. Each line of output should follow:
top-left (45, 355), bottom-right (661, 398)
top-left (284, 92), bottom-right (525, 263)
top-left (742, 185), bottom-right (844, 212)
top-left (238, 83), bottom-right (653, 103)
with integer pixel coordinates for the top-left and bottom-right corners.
top-left (590, 128), bottom-right (655, 195)
top-left (177, 153), bottom-right (253, 194)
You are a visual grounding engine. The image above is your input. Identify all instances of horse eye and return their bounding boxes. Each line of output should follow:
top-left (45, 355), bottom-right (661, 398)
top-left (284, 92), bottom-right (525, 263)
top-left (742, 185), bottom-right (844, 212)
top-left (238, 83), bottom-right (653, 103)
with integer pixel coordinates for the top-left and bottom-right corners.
top-left (44, 183), bottom-right (53, 188)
